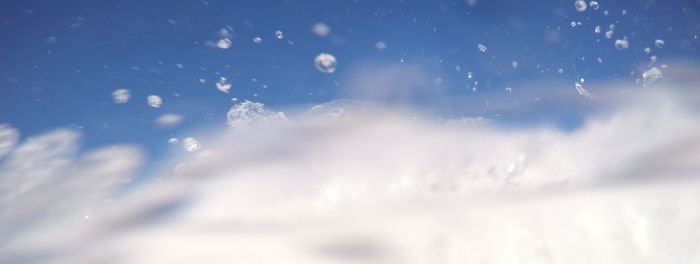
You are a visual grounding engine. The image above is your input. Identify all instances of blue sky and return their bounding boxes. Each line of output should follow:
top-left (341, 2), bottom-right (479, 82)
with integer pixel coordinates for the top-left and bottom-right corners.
top-left (0, 0), bottom-right (698, 160)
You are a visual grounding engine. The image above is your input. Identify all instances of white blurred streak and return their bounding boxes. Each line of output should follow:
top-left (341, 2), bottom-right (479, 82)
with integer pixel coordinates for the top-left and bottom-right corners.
top-left (2, 85), bottom-right (700, 263)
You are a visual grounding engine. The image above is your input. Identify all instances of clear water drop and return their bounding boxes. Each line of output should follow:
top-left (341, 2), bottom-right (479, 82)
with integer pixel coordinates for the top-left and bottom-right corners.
top-left (112, 89), bottom-right (130, 104)
top-left (314, 53), bottom-right (337, 74)
top-left (614, 39), bottom-right (629, 50)
top-left (275, 30), bottom-right (284, 39)
top-left (216, 77), bottom-right (232, 93)
top-left (182, 137), bottom-right (201, 152)
top-left (477, 44), bottom-right (488, 53)
top-left (605, 30), bottom-right (613, 39)
top-left (575, 81), bottom-right (591, 97)
top-left (642, 67), bottom-right (662, 86)
top-left (654, 39), bottom-right (665, 48)
top-left (574, 0), bottom-right (587, 12)
top-left (216, 38), bottom-right (232, 49)
top-left (589, 1), bottom-right (599, 10)
top-left (147, 95), bottom-right (162, 108)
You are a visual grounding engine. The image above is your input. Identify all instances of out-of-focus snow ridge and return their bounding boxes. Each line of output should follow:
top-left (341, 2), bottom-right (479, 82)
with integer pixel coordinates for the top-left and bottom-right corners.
top-left (1, 90), bottom-right (700, 263)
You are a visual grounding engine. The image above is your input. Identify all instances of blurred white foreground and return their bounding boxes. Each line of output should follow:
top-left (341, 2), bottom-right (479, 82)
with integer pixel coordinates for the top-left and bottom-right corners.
top-left (1, 88), bottom-right (700, 263)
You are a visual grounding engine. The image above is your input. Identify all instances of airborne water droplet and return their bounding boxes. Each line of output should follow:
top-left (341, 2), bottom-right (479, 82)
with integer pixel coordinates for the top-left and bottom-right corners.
top-left (314, 53), bottom-right (337, 74)
top-left (654, 39), bottom-right (665, 48)
top-left (575, 81), bottom-right (591, 97)
top-left (275, 30), bottom-right (284, 39)
top-left (642, 67), bottom-right (662, 86)
top-left (574, 0), bottom-right (587, 12)
top-left (182, 137), bottom-right (201, 152)
top-left (589, 1), bottom-right (599, 10)
top-left (216, 77), bottom-right (232, 93)
top-left (147, 95), bottom-right (162, 108)
top-left (216, 38), bottom-right (232, 49)
top-left (614, 39), bottom-right (629, 50)
top-left (112, 89), bottom-right (130, 104)
top-left (477, 44), bottom-right (488, 53)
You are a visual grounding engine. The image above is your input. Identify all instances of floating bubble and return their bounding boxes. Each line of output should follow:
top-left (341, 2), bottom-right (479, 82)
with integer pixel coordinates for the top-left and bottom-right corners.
top-left (216, 77), bottom-right (232, 93)
top-left (253, 37), bottom-right (262, 44)
top-left (314, 53), bottom-right (337, 74)
top-left (575, 81), bottom-right (591, 97)
top-left (312, 22), bottom-right (331, 37)
top-left (614, 39), bottom-right (630, 50)
top-left (274, 30), bottom-right (284, 39)
top-left (147, 95), bottom-right (162, 108)
top-left (477, 44), bottom-right (488, 53)
top-left (182, 137), bottom-right (201, 152)
top-left (216, 38), bottom-right (232, 49)
top-left (654, 39), bottom-right (665, 48)
top-left (574, 0), bottom-right (587, 12)
top-left (642, 67), bottom-right (662, 86)
top-left (112, 89), bottom-right (130, 104)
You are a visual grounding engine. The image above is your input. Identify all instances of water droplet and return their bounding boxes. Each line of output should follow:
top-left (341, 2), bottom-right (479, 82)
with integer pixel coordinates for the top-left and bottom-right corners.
top-left (558, 68), bottom-right (564, 74)
top-left (605, 30), bottom-right (613, 39)
top-left (314, 53), bottom-right (337, 74)
top-left (227, 100), bottom-right (287, 128)
top-left (644, 47), bottom-right (651, 54)
top-left (147, 95), bottom-right (162, 108)
top-left (575, 81), bottom-right (591, 97)
top-left (654, 39), bottom-right (665, 48)
top-left (596, 57), bottom-right (603, 63)
top-left (614, 39), bottom-right (629, 50)
top-left (182, 137), bottom-right (201, 152)
top-left (594, 25), bottom-right (601, 33)
top-left (216, 38), bottom-right (232, 49)
top-left (275, 30), bottom-right (284, 39)
top-left (589, 1), bottom-right (599, 10)
top-left (511, 61), bottom-right (518, 68)
top-left (216, 77), bottom-right (232, 93)
top-left (312, 22), bottom-right (331, 37)
top-left (505, 87), bottom-right (512, 93)
top-left (168, 137), bottom-right (179, 144)
top-left (375, 41), bottom-right (386, 50)
top-left (467, 72), bottom-right (473, 79)
top-left (112, 89), bottom-right (130, 104)
top-left (253, 37), bottom-right (262, 44)
top-left (477, 44), bottom-right (488, 53)
top-left (650, 55), bottom-right (657, 63)
top-left (574, 0), bottom-right (587, 12)
top-left (570, 21), bottom-right (577, 27)
top-left (642, 67), bottom-right (662, 86)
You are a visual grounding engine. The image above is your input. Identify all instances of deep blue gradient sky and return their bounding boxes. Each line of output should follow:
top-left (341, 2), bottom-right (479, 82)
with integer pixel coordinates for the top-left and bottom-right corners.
top-left (1, 0), bottom-right (699, 160)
